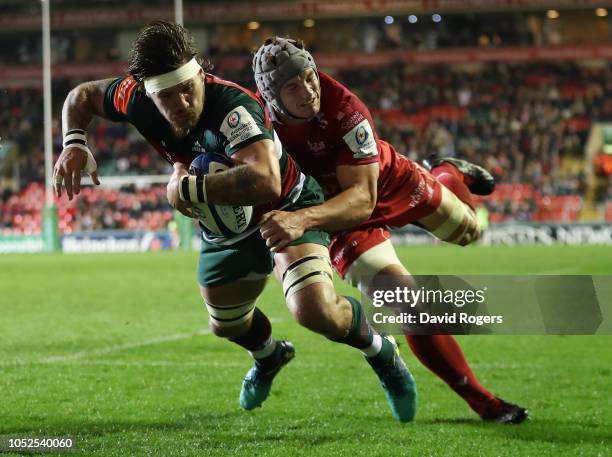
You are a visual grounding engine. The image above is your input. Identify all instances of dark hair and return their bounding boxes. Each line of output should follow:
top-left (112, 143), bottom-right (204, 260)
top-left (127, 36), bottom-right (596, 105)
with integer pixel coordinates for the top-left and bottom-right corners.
top-left (127, 20), bottom-right (212, 82)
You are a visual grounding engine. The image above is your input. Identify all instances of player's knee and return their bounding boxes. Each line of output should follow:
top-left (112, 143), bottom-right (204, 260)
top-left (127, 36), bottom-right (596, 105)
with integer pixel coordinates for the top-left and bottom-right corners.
top-left (288, 285), bottom-right (351, 338)
top-left (209, 319), bottom-right (252, 339)
top-left (282, 253), bottom-right (349, 336)
top-left (205, 299), bottom-right (256, 339)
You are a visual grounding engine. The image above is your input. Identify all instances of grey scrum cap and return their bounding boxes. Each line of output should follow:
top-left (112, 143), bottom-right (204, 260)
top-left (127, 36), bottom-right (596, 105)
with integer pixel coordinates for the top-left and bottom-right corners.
top-left (252, 37), bottom-right (317, 116)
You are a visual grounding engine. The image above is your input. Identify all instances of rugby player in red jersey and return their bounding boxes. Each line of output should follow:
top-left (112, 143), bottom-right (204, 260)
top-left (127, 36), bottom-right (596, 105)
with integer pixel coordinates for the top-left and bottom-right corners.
top-left (253, 37), bottom-right (527, 423)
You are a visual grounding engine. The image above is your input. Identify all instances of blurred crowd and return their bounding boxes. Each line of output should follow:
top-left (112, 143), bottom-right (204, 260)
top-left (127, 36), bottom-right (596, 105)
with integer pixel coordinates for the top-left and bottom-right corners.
top-left (336, 61), bottom-right (612, 220)
top-left (2, 59), bottom-right (611, 233)
top-left (0, 12), bottom-right (551, 66)
top-left (0, 183), bottom-right (173, 235)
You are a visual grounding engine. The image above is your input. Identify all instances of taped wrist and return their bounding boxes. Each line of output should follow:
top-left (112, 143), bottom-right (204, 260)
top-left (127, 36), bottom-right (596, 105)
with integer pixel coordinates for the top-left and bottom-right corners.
top-left (63, 128), bottom-right (89, 152)
top-left (62, 128), bottom-right (97, 174)
top-left (179, 175), bottom-right (208, 203)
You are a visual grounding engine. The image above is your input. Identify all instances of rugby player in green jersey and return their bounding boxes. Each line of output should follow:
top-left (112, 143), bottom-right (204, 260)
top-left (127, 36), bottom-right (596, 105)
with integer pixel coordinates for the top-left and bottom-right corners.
top-left (52, 21), bottom-right (417, 422)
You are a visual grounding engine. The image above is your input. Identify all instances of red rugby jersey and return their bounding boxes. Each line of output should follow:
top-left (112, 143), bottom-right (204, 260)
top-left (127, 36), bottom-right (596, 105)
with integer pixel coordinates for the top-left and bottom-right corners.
top-left (264, 71), bottom-right (423, 228)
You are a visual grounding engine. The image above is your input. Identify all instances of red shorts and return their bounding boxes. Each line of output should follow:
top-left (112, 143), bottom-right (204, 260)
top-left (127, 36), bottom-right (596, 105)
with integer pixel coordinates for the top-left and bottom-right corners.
top-left (329, 227), bottom-right (391, 278)
top-left (330, 155), bottom-right (443, 278)
top-left (367, 155), bottom-right (443, 229)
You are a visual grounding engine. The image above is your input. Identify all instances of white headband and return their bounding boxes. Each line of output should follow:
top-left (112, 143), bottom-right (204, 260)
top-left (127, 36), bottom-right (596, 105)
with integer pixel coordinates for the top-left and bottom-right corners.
top-left (143, 57), bottom-right (202, 94)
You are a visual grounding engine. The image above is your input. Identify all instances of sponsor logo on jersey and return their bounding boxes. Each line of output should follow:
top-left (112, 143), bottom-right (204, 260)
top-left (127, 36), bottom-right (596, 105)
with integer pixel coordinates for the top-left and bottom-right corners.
top-left (192, 140), bottom-right (206, 154)
top-left (342, 119), bottom-right (378, 159)
top-left (340, 111), bottom-right (364, 131)
top-left (307, 140), bottom-right (326, 153)
top-left (315, 112), bottom-right (328, 129)
top-left (426, 183), bottom-right (434, 200)
top-left (220, 105), bottom-right (262, 148)
top-left (408, 180), bottom-right (426, 208)
top-left (114, 77), bottom-right (138, 115)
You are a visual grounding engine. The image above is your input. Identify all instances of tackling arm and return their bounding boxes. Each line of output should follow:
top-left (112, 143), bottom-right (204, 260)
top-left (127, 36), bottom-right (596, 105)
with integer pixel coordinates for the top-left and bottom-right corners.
top-left (259, 162), bottom-right (378, 251)
top-left (300, 162), bottom-right (378, 231)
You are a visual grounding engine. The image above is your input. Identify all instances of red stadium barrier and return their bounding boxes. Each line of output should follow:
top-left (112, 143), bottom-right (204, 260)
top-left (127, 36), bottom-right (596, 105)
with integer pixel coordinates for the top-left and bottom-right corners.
top-left (3, 44), bottom-right (612, 83)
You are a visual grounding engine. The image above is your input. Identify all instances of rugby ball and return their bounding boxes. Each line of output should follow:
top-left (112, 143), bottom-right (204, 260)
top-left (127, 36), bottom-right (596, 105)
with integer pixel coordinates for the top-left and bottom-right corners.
top-left (189, 153), bottom-right (253, 237)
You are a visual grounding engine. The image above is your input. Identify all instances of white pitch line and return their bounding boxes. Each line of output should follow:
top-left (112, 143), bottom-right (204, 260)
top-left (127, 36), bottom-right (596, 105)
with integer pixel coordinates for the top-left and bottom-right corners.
top-left (35, 328), bottom-right (212, 365)
top-left (2, 317), bottom-right (287, 367)
top-left (468, 362), bottom-right (541, 369)
top-left (22, 359), bottom-right (333, 369)
top-left (60, 360), bottom-right (249, 368)
top-left (1, 354), bottom-right (541, 371)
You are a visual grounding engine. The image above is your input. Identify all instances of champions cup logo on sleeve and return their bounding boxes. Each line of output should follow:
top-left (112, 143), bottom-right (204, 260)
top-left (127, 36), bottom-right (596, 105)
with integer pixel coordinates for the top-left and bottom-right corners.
top-left (343, 119), bottom-right (378, 158)
top-left (227, 111), bottom-right (241, 128)
top-left (220, 106), bottom-right (262, 148)
top-left (356, 125), bottom-right (369, 145)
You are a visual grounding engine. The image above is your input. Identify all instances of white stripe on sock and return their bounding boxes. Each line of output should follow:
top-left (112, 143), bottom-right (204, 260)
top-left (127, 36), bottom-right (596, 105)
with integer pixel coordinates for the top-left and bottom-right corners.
top-left (249, 336), bottom-right (277, 359)
top-left (361, 334), bottom-right (383, 358)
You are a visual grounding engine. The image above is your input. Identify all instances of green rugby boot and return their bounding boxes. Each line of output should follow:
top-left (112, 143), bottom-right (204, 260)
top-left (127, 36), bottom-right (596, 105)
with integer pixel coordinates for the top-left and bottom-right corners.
top-left (367, 335), bottom-right (417, 422)
top-left (239, 340), bottom-right (295, 410)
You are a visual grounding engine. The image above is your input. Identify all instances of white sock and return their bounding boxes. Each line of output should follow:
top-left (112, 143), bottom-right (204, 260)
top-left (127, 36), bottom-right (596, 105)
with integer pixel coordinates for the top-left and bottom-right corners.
top-left (360, 334), bottom-right (383, 358)
top-left (249, 336), bottom-right (277, 359)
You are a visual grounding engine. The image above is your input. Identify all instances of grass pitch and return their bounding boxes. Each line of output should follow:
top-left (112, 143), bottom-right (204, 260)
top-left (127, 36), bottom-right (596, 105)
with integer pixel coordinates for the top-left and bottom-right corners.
top-left (1, 245), bottom-right (611, 456)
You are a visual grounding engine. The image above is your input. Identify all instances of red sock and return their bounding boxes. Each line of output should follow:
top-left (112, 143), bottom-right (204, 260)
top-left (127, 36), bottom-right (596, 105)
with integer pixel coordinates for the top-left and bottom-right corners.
top-left (431, 163), bottom-right (475, 209)
top-left (405, 334), bottom-right (496, 415)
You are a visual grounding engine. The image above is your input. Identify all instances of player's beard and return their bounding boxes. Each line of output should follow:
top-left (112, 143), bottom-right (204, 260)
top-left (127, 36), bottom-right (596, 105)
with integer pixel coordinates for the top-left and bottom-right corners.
top-left (171, 123), bottom-right (190, 138)
top-left (170, 113), bottom-right (197, 138)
